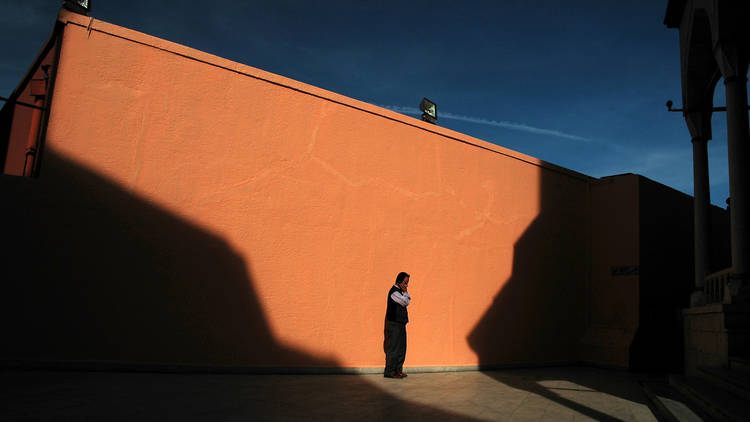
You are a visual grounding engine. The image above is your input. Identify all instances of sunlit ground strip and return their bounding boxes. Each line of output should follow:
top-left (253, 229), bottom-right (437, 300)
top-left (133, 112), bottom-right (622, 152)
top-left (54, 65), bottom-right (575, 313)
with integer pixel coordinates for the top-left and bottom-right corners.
top-left (359, 371), bottom-right (657, 421)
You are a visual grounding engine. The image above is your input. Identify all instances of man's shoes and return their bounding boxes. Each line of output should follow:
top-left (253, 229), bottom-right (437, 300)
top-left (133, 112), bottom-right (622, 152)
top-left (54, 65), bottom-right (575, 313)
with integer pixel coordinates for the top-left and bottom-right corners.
top-left (384, 373), bottom-right (405, 379)
top-left (396, 372), bottom-right (408, 378)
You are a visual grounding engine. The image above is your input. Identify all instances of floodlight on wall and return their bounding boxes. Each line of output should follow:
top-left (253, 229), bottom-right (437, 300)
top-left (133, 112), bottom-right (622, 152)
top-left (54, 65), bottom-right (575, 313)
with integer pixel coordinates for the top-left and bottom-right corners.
top-left (420, 97), bottom-right (437, 124)
top-left (63, 0), bottom-right (91, 15)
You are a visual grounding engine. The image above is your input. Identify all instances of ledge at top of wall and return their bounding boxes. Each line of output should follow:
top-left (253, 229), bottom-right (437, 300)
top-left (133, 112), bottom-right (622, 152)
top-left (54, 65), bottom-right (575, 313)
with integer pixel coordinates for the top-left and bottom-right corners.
top-left (55, 9), bottom-right (593, 183)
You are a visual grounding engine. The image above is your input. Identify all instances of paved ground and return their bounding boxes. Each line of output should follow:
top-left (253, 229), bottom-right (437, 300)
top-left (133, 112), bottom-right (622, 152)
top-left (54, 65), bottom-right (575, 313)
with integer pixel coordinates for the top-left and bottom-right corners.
top-left (1, 366), bottom-right (658, 421)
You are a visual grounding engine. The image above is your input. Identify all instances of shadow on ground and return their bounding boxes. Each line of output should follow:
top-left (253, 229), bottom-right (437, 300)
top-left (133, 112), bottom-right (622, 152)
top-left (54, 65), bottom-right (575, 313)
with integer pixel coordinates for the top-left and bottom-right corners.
top-left (2, 371), bottom-right (486, 421)
top-left (481, 367), bottom-right (655, 422)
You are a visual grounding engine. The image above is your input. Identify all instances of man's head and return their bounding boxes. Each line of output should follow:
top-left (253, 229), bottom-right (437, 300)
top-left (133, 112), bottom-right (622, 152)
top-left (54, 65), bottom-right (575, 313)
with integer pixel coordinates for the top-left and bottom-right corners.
top-left (395, 271), bottom-right (410, 289)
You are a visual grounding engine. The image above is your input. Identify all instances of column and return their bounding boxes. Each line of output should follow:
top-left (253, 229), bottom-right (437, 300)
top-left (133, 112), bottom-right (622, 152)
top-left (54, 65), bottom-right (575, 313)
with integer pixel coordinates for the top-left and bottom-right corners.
top-left (724, 75), bottom-right (750, 301)
top-left (686, 111), bottom-right (712, 306)
top-left (692, 136), bottom-right (711, 306)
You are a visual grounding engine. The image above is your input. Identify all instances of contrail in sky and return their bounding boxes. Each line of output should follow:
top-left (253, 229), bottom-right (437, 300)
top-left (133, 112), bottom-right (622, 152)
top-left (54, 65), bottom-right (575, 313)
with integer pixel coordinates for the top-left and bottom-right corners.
top-left (380, 105), bottom-right (592, 143)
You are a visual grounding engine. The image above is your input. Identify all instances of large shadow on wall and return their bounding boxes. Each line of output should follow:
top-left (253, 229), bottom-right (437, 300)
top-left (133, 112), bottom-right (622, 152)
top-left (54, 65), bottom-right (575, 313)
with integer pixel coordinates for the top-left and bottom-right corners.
top-left (0, 149), bottom-right (482, 420)
top-left (466, 169), bottom-right (655, 420)
top-left (630, 179), bottom-right (693, 373)
top-left (467, 167), bottom-right (588, 367)
top-left (1, 148), bottom-right (327, 367)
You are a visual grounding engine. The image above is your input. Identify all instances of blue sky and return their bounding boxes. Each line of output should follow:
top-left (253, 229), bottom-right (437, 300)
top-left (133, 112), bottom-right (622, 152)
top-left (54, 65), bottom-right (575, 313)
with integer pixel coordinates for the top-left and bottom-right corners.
top-left (2, 0), bottom-right (746, 207)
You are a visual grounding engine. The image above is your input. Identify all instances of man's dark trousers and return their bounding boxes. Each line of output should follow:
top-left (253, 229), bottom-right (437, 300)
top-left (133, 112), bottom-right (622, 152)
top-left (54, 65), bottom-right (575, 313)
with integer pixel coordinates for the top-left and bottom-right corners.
top-left (384, 320), bottom-right (406, 375)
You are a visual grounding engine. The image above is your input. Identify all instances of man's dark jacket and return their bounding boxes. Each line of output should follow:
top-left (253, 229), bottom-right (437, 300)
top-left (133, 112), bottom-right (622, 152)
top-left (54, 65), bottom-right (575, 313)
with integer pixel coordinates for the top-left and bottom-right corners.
top-left (385, 285), bottom-right (409, 324)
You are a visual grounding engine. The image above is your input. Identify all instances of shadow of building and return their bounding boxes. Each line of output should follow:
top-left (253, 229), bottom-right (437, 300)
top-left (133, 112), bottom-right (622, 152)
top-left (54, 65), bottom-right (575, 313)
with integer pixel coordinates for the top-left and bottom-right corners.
top-left (0, 148), bottom-right (484, 420)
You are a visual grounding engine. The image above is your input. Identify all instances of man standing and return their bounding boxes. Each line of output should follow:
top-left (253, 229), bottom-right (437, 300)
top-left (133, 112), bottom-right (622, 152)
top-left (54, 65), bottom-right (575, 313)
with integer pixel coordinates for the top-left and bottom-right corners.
top-left (384, 272), bottom-right (411, 379)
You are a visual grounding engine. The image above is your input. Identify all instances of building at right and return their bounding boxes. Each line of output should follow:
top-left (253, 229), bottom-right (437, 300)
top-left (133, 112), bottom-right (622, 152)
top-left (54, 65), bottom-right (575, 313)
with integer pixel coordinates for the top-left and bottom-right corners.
top-left (664, 0), bottom-right (750, 375)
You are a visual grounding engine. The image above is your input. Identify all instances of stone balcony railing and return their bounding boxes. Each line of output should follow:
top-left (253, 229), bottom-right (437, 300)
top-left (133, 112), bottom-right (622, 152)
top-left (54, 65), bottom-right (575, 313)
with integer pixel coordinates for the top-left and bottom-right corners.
top-left (704, 268), bottom-right (732, 304)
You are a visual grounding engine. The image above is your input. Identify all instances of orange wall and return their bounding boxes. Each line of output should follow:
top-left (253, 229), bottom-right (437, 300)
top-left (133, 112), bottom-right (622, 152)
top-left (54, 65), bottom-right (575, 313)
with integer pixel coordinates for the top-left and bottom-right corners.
top-left (0, 12), bottom-right (591, 369)
top-left (579, 175), bottom-right (640, 368)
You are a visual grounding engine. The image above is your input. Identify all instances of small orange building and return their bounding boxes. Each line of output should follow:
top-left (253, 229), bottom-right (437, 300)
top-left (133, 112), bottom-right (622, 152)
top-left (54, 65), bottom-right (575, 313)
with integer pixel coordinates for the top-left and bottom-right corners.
top-left (0, 10), bottom-right (729, 372)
